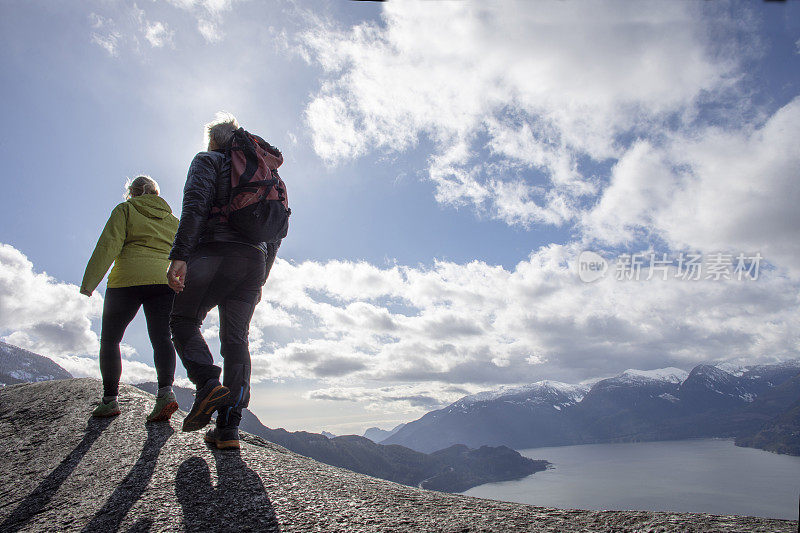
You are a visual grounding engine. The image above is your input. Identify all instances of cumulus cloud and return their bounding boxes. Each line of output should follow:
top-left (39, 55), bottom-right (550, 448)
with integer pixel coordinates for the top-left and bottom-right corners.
top-left (299, 1), bottom-right (743, 228)
top-left (3, 239), bottom-right (798, 414)
top-left (0, 244), bottom-right (101, 357)
top-left (246, 244), bottom-right (800, 413)
top-left (0, 243), bottom-right (177, 385)
top-left (658, 98), bottom-right (800, 274)
top-left (298, 0), bottom-right (800, 283)
top-left (583, 97), bottom-right (800, 275)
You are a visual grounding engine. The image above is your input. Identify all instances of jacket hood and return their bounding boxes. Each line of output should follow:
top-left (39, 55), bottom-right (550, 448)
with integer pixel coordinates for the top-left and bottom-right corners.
top-left (127, 194), bottom-right (173, 219)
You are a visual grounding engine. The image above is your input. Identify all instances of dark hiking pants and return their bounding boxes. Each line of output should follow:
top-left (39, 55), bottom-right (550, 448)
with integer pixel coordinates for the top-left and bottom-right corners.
top-left (100, 284), bottom-right (176, 397)
top-left (170, 242), bottom-right (275, 428)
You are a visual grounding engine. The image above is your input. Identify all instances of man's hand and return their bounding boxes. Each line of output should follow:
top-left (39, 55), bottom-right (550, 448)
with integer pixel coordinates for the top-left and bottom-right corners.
top-left (79, 288), bottom-right (92, 297)
top-left (167, 260), bottom-right (187, 293)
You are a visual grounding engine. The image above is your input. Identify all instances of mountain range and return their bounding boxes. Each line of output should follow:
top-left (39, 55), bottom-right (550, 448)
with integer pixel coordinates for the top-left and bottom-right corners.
top-left (382, 362), bottom-right (800, 455)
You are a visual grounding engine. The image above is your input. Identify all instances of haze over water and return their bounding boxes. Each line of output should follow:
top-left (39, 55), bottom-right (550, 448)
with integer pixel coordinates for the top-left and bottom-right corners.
top-left (464, 439), bottom-right (800, 520)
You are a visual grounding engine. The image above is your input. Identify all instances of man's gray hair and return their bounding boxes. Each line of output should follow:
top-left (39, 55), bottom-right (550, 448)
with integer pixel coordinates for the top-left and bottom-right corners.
top-left (205, 111), bottom-right (239, 150)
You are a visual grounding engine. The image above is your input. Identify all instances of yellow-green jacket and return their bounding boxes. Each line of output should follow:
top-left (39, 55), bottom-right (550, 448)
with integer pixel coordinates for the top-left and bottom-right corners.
top-left (81, 195), bottom-right (179, 294)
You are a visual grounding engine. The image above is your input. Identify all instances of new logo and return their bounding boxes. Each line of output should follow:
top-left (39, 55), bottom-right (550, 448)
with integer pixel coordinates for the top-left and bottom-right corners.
top-left (578, 251), bottom-right (608, 283)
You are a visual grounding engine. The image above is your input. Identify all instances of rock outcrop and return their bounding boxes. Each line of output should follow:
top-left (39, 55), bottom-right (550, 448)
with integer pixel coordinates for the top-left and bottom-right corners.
top-left (1, 379), bottom-right (794, 532)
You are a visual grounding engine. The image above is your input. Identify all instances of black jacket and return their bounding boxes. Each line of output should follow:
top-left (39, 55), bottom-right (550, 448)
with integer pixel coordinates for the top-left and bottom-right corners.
top-left (169, 149), bottom-right (271, 261)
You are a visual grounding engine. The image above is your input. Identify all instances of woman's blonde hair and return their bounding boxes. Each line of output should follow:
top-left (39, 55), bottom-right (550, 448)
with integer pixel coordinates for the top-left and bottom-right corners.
top-left (124, 175), bottom-right (160, 200)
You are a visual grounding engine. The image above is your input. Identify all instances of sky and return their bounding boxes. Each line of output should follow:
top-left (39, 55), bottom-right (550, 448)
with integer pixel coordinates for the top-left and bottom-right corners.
top-left (0, 0), bottom-right (799, 436)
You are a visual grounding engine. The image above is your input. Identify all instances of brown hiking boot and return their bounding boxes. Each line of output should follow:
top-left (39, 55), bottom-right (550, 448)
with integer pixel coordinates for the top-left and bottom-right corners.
top-left (204, 426), bottom-right (240, 449)
top-left (182, 381), bottom-right (233, 432)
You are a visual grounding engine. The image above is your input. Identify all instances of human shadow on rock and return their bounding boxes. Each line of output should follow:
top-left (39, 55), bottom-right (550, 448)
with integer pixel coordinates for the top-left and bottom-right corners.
top-left (81, 422), bottom-right (174, 532)
top-left (0, 416), bottom-right (114, 531)
top-left (176, 450), bottom-right (280, 532)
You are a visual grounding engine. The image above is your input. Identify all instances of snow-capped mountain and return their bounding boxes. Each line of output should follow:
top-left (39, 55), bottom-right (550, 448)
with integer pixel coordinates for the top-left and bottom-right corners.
top-left (0, 341), bottom-right (72, 386)
top-left (454, 381), bottom-right (590, 411)
top-left (680, 364), bottom-right (753, 406)
top-left (616, 367), bottom-right (689, 384)
top-left (383, 361), bottom-right (800, 453)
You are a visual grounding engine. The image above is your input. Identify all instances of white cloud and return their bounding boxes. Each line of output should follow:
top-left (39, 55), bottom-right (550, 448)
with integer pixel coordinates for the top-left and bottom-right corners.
top-left (581, 140), bottom-right (681, 245)
top-left (88, 0), bottom-right (236, 55)
top-left (660, 98), bottom-right (800, 273)
top-left (91, 31), bottom-right (121, 56)
top-left (167, 0), bottom-right (235, 42)
top-left (300, 1), bottom-right (742, 228)
top-left (0, 243), bottom-right (171, 386)
top-left (168, 0), bottom-right (233, 14)
top-left (0, 244), bottom-right (101, 357)
top-left (306, 382), bottom-right (473, 414)
top-left (145, 21), bottom-right (174, 48)
top-left (89, 12), bottom-right (110, 30)
top-left (197, 19), bottom-right (222, 43)
top-left (583, 97), bottom-right (800, 275)
top-left (245, 244), bottom-right (800, 415)
top-left (3, 239), bottom-right (799, 415)
top-left (298, 1), bottom-right (800, 281)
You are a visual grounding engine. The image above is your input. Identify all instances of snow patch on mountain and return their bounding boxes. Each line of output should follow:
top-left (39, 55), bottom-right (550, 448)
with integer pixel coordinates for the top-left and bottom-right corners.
top-left (618, 367), bottom-right (689, 384)
top-left (715, 362), bottom-right (748, 376)
top-left (714, 359), bottom-right (800, 378)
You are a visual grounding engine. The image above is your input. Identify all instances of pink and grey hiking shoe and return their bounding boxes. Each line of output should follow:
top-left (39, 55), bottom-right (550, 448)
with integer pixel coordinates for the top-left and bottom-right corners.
top-left (146, 391), bottom-right (179, 422)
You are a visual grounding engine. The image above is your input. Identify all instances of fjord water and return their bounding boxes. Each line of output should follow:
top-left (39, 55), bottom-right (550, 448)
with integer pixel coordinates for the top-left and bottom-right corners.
top-left (463, 439), bottom-right (800, 520)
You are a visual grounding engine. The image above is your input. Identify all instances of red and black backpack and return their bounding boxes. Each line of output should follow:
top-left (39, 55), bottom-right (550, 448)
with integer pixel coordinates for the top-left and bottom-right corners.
top-left (212, 128), bottom-right (290, 244)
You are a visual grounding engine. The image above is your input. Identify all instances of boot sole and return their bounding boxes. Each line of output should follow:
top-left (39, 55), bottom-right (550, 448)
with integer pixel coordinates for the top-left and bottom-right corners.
top-left (182, 386), bottom-right (231, 432)
top-left (147, 401), bottom-right (179, 423)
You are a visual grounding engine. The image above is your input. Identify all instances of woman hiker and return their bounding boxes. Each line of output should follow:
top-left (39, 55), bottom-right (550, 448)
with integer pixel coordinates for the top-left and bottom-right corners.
top-left (80, 175), bottom-right (180, 421)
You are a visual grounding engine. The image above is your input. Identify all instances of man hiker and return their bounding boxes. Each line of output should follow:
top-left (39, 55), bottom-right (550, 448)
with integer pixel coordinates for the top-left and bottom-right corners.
top-left (167, 112), bottom-right (285, 449)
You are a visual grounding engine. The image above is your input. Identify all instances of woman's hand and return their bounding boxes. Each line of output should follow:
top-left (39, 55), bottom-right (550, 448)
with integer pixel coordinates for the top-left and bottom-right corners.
top-left (167, 260), bottom-right (187, 293)
top-left (79, 288), bottom-right (92, 297)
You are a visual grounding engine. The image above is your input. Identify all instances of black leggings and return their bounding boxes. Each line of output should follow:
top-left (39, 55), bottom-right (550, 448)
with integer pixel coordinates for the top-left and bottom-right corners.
top-left (100, 284), bottom-right (176, 397)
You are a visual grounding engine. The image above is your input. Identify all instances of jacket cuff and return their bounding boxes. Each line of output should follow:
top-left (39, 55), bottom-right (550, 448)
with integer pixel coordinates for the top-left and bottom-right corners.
top-left (168, 250), bottom-right (188, 262)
